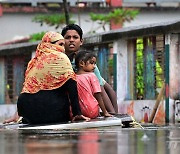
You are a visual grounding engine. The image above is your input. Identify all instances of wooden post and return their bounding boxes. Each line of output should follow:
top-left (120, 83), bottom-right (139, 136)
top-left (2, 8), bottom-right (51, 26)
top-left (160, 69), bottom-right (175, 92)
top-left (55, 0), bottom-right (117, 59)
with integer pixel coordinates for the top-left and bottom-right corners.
top-left (63, 0), bottom-right (69, 25)
top-left (165, 35), bottom-right (170, 123)
top-left (148, 82), bottom-right (165, 123)
top-left (113, 53), bottom-right (117, 92)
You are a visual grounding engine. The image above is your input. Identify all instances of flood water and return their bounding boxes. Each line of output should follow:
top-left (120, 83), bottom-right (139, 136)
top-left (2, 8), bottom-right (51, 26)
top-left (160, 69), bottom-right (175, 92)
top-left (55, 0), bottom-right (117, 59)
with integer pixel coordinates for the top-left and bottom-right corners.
top-left (0, 124), bottom-right (180, 154)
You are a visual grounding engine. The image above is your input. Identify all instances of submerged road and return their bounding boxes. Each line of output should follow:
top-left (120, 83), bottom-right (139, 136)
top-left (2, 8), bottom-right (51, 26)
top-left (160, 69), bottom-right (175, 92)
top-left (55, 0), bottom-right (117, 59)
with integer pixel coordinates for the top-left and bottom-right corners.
top-left (0, 124), bottom-right (180, 154)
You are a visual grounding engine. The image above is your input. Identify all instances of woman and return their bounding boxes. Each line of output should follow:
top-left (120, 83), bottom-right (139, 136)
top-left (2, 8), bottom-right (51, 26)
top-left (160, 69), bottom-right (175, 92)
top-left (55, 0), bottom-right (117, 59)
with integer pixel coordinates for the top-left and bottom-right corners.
top-left (4, 31), bottom-right (89, 124)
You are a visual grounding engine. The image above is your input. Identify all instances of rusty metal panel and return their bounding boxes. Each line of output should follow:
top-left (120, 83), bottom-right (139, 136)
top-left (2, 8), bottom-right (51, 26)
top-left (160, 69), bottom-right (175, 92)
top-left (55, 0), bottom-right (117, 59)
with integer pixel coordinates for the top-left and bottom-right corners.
top-left (97, 47), bottom-right (109, 82)
top-left (5, 55), bottom-right (31, 104)
top-left (13, 57), bottom-right (26, 103)
top-left (5, 57), bottom-right (14, 104)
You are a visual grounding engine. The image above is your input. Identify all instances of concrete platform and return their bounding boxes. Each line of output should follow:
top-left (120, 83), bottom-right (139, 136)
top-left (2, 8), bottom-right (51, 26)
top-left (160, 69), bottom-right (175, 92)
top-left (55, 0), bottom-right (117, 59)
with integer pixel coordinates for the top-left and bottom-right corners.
top-left (18, 117), bottom-right (122, 131)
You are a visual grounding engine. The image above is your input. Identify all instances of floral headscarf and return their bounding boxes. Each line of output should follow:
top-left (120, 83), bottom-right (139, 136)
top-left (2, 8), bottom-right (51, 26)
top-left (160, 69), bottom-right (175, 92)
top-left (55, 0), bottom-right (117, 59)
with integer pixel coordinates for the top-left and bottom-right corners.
top-left (22, 31), bottom-right (76, 93)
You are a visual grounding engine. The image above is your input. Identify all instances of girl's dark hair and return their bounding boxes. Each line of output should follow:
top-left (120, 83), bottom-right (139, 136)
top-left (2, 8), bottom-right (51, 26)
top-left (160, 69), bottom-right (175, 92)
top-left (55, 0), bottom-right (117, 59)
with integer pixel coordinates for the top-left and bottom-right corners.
top-left (61, 24), bottom-right (83, 40)
top-left (75, 51), bottom-right (96, 69)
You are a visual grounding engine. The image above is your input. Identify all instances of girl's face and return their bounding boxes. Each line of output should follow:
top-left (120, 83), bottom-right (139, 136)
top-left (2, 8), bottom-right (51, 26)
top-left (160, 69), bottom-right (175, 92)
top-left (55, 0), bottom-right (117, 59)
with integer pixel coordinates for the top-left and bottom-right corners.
top-left (82, 57), bottom-right (96, 72)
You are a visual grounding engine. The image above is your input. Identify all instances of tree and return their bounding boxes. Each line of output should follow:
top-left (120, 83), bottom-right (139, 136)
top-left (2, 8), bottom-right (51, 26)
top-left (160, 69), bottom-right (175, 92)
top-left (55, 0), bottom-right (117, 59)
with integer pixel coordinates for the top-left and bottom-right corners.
top-left (30, 8), bottom-right (139, 42)
top-left (32, 14), bottom-right (75, 29)
top-left (63, 0), bottom-right (70, 25)
top-left (32, 0), bottom-right (72, 29)
top-left (89, 8), bottom-right (139, 33)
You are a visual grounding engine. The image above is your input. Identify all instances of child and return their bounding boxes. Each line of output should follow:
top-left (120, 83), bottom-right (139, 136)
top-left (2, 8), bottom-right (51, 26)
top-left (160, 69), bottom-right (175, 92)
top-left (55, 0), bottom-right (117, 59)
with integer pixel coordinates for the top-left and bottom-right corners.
top-left (75, 51), bottom-right (112, 118)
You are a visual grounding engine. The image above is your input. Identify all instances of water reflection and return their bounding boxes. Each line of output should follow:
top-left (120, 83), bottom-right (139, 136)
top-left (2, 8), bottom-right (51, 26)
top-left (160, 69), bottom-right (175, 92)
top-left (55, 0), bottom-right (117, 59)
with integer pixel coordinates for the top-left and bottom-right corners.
top-left (0, 125), bottom-right (180, 154)
top-left (77, 130), bottom-right (99, 154)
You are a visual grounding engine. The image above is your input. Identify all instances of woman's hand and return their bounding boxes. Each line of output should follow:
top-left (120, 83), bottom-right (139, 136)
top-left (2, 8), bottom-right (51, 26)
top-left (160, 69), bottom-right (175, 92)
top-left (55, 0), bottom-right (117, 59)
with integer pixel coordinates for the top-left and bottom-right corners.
top-left (72, 115), bottom-right (90, 122)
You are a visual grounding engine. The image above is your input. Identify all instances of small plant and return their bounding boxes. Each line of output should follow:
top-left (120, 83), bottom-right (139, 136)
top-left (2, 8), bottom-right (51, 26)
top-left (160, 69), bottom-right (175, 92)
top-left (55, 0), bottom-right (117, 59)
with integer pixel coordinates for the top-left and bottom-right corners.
top-left (29, 32), bottom-right (46, 42)
top-left (89, 8), bottom-right (139, 32)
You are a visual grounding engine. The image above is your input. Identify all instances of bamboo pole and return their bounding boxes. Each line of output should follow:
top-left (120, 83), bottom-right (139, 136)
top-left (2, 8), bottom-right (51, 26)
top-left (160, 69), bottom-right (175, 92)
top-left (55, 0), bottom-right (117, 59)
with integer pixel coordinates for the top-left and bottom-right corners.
top-left (148, 82), bottom-right (165, 123)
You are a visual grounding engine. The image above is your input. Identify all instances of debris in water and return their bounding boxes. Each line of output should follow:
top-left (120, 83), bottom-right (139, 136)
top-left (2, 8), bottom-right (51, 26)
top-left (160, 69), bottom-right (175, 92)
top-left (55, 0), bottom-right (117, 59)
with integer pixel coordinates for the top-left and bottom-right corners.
top-left (141, 133), bottom-right (150, 141)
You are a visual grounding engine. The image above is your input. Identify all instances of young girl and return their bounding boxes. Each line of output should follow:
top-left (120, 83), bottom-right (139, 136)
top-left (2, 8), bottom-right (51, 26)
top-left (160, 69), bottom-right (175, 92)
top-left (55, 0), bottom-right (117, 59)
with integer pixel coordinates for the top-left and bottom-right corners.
top-left (75, 51), bottom-right (112, 118)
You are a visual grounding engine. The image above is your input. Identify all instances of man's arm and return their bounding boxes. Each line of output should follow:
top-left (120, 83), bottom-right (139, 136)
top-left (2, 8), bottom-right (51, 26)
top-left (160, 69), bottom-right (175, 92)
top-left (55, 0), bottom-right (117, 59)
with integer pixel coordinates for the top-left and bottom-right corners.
top-left (104, 82), bottom-right (118, 113)
top-left (94, 93), bottom-right (112, 117)
top-left (94, 65), bottom-right (118, 113)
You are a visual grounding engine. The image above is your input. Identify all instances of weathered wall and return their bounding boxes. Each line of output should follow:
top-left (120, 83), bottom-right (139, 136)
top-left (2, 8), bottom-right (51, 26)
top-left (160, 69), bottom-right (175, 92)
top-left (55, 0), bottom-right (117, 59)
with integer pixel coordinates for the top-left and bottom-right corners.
top-left (0, 104), bottom-right (16, 123)
top-left (118, 99), bottom-right (174, 123)
top-left (115, 39), bottom-right (128, 102)
top-left (169, 34), bottom-right (180, 100)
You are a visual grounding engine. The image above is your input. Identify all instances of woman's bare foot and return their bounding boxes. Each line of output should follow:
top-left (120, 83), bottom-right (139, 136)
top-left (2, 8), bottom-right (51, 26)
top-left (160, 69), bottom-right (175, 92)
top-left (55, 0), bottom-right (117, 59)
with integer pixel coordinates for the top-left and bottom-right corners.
top-left (3, 111), bottom-right (20, 124)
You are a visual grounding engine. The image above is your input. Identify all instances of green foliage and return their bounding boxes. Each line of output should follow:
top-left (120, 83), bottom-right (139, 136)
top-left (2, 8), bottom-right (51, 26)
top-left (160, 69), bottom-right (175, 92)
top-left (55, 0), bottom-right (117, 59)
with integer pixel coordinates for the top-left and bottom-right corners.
top-left (135, 38), bottom-right (164, 99)
top-left (108, 59), bottom-right (113, 67)
top-left (90, 13), bottom-right (108, 23)
top-left (29, 32), bottom-right (46, 42)
top-left (155, 61), bottom-right (163, 88)
top-left (31, 8), bottom-right (138, 34)
top-left (32, 14), bottom-right (75, 29)
top-left (109, 8), bottom-right (139, 24)
top-left (108, 59), bottom-right (113, 75)
top-left (89, 8), bottom-right (139, 32)
top-left (136, 38), bottom-right (144, 98)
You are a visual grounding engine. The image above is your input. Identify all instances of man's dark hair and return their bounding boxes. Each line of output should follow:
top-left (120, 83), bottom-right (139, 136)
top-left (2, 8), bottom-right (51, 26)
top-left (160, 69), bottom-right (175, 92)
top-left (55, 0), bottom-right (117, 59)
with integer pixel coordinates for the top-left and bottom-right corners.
top-left (61, 24), bottom-right (83, 40)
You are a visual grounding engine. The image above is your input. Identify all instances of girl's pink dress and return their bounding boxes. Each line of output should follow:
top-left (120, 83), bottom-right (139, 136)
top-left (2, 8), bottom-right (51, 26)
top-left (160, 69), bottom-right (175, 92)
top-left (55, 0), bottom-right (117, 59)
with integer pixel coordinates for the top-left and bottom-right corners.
top-left (76, 73), bottom-right (101, 118)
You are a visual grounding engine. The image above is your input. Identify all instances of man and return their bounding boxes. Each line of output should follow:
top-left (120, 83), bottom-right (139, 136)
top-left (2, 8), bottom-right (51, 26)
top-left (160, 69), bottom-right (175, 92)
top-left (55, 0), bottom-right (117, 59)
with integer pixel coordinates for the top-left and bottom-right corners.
top-left (61, 24), bottom-right (118, 113)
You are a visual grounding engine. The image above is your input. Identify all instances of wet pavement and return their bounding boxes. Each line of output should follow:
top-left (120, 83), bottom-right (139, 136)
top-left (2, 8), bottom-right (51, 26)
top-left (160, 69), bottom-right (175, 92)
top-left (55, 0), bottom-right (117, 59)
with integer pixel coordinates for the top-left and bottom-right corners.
top-left (0, 124), bottom-right (180, 154)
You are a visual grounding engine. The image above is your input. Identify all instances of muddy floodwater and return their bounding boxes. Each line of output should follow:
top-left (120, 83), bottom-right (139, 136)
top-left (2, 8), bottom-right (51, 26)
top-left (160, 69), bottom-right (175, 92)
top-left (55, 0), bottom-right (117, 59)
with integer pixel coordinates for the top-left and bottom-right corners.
top-left (0, 124), bottom-right (180, 154)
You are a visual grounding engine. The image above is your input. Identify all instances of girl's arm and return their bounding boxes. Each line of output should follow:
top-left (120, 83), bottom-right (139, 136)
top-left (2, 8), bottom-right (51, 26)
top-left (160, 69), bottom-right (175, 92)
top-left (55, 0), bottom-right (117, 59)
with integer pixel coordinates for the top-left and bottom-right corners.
top-left (94, 92), bottom-right (112, 117)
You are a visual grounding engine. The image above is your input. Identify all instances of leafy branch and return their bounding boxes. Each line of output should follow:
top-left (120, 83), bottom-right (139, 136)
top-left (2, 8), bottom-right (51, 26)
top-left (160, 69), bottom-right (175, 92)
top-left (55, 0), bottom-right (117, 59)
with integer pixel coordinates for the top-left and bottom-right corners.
top-left (32, 14), bottom-right (75, 29)
top-left (89, 8), bottom-right (139, 33)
